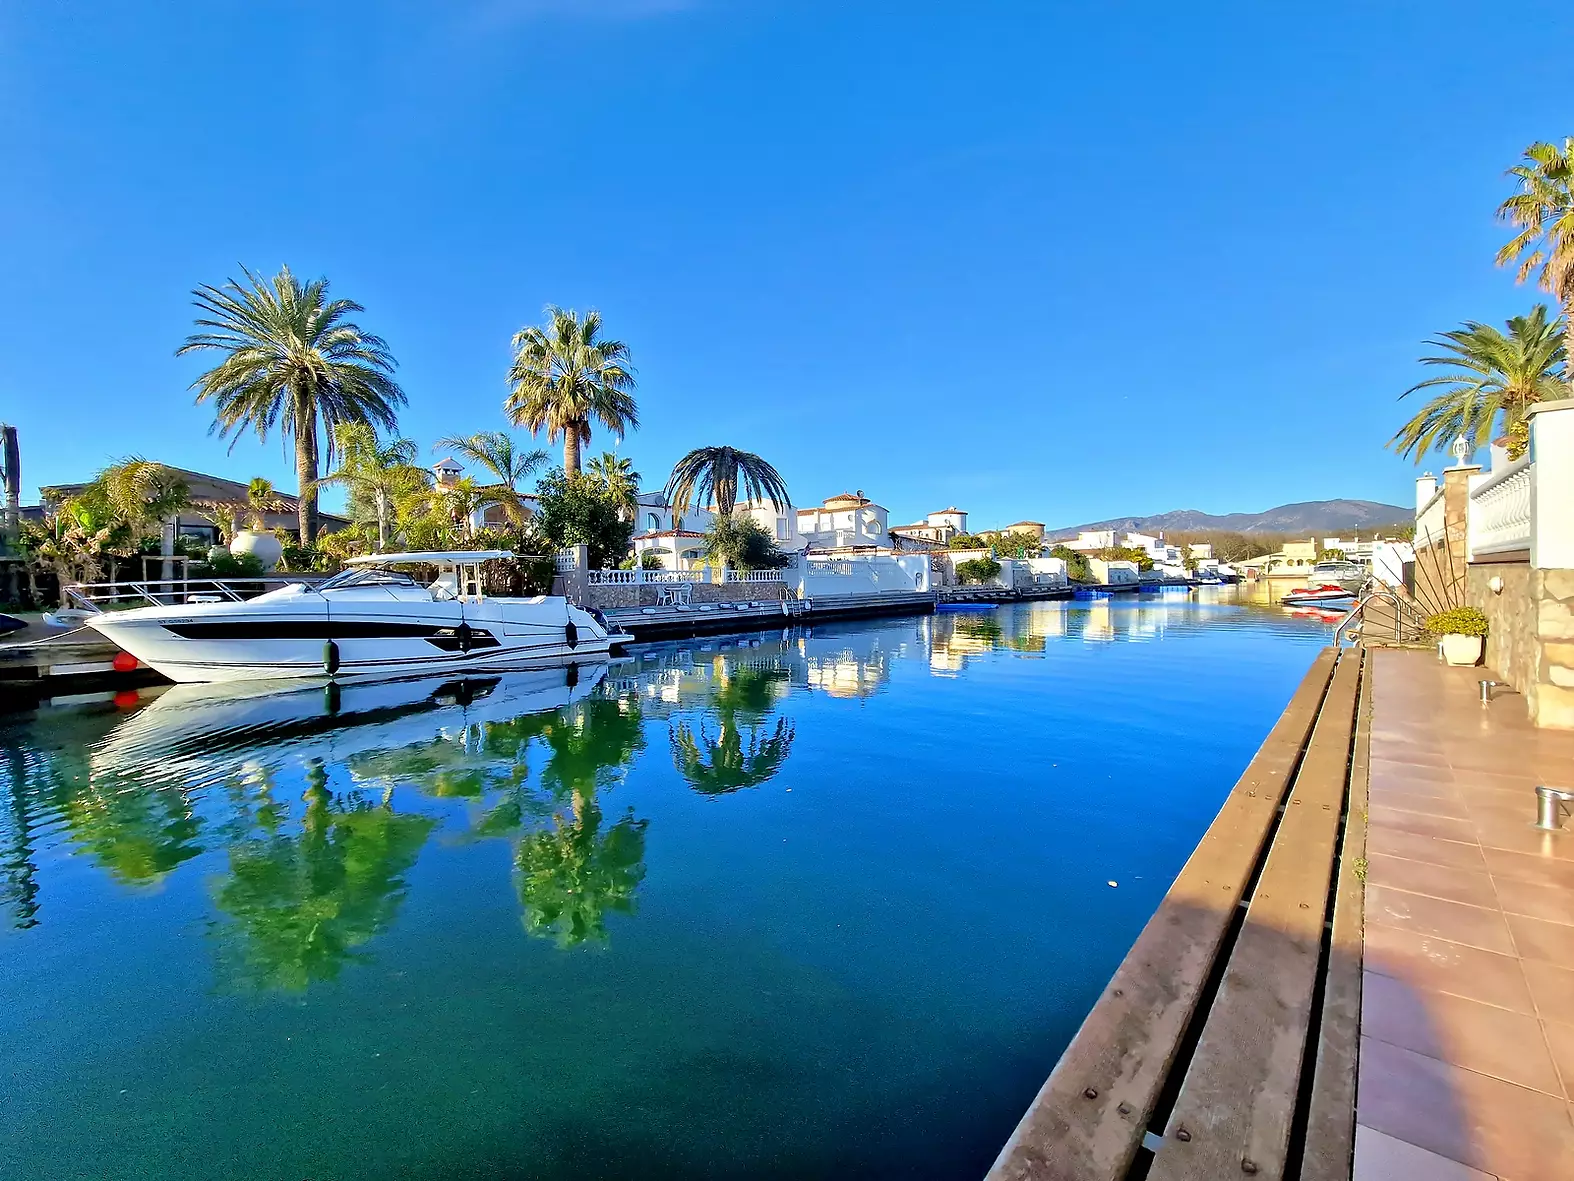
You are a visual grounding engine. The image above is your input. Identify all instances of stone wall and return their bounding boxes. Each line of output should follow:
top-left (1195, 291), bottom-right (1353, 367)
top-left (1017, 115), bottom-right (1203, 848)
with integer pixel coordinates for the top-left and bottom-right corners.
top-left (1467, 561), bottom-right (1574, 729)
top-left (586, 581), bottom-right (788, 611)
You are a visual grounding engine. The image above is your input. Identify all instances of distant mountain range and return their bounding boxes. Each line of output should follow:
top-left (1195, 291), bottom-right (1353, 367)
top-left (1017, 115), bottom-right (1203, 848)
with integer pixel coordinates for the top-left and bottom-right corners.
top-left (1049, 499), bottom-right (1411, 538)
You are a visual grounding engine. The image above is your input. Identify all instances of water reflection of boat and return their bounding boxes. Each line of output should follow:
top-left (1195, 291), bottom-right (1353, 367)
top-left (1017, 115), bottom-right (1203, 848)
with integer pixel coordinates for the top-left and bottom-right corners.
top-left (91, 665), bottom-right (608, 785)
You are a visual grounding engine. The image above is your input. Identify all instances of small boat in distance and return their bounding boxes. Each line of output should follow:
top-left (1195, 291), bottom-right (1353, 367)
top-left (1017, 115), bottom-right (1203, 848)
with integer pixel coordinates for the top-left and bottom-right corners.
top-left (86, 550), bottom-right (629, 684)
top-left (1280, 583), bottom-right (1358, 608)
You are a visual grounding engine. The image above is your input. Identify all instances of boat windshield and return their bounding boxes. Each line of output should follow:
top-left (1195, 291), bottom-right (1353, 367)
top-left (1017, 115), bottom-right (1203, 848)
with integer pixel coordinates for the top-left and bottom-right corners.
top-left (317, 566), bottom-right (423, 593)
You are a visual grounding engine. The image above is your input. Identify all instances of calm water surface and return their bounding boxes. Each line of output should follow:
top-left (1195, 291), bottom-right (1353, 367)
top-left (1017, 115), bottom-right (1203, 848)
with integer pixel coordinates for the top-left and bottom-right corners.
top-left (1, 593), bottom-right (1329, 1179)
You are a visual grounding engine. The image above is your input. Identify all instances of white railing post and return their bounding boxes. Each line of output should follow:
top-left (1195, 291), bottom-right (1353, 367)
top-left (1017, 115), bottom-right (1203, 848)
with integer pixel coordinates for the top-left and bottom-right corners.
top-left (1528, 399), bottom-right (1574, 569)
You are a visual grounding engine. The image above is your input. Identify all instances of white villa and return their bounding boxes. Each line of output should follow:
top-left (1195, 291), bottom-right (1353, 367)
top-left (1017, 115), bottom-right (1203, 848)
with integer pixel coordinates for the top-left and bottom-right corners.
top-left (431, 456), bottom-right (540, 530)
top-left (798, 491), bottom-right (890, 552)
top-left (629, 491), bottom-right (803, 571)
top-left (890, 506), bottom-right (969, 546)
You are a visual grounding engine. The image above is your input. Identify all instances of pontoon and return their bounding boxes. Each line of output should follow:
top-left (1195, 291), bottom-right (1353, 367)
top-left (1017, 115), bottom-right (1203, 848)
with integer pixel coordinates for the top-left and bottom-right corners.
top-left (85, 550), bottom-right (628, 684)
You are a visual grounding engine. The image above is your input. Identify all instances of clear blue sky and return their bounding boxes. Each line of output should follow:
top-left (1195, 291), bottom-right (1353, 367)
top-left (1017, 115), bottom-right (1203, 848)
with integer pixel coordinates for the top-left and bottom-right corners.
top-left (1, 0), bottom-right (1569, 530)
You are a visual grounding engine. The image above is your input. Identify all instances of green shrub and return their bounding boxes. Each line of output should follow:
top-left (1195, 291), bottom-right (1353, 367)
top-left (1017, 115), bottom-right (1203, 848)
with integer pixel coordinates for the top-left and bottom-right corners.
top-left (193, 551), bottom-right (266, 578)
top-left (955, 556), bottom-right (1002, 584)
top-left (1426, 606), bottom-right (1488, 638)
top-left (1050, 544), bottom-right (1092, 583)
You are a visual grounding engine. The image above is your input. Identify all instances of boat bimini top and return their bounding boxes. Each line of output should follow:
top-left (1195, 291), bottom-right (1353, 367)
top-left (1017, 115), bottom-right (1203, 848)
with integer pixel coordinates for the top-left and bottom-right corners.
top-left (332, 550), bottom-right (518, 602)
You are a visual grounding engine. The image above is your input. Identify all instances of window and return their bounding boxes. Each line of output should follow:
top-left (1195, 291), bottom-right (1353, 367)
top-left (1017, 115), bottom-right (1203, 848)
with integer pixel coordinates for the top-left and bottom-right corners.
top-left (646, 512), bottom-right (660, 531)
top-left (674, 515), bottom-right (684, 532)
top-left (775, 518), bottom-right (788, 540)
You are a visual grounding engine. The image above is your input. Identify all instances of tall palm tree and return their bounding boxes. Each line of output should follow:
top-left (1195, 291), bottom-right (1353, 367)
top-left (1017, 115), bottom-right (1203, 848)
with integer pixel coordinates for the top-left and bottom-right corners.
top-left (505, 306), bottom-right (638, 478)
top-left (318, 422), bottom-right (427, 551)
top-left (178, 265), bottom-right (405, 543)
top-left (664, 446), bottom-right (791, 516)
top-left (432, 431), bottom-right (547, 525)
top-left (1389, 307), bottom-right (1566, 462)
top-left (586, 451), bottom-right (641, 517)
top-left (1498, 138), bottom-right (1574, 382)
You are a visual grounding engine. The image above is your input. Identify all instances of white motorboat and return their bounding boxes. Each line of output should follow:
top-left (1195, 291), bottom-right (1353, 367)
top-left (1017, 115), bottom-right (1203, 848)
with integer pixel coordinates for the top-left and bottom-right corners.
top-left (85, 550), bottom-right (630, 684)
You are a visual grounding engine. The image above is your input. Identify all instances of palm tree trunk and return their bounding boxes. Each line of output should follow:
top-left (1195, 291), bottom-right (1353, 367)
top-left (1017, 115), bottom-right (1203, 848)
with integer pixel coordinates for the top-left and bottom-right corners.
top-left (1565, 293), bottom-right (1574, 397)
top-left (375, 488), bottom-right (389, 552)
top-left (563, 430), bottom-right (582, 479)
top-left (295, 401), bottom-right (320, 546)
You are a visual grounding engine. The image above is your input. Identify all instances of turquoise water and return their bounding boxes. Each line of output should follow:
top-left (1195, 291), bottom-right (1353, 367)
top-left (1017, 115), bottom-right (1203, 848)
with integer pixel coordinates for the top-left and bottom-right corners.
top-left (0, 593), bottom-right (1328, 1179)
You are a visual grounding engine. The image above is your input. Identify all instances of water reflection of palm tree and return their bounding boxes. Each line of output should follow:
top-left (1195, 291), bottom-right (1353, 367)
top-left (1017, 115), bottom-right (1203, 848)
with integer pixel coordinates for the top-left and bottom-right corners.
top-left (211, 760), bottom-right (434, 991)
top-left (668, 664), bottom-right (796, 796)
top-left (513, 695), bottom-right (650, 946)
top-left (55, 770), bottom-right (205, 885)
top-left (1, 743), bottom-right (41, 928)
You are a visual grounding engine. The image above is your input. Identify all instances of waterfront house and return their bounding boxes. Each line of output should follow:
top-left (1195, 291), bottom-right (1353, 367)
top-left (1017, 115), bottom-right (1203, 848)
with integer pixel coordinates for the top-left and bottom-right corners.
top-left (431, 457), bottom-right (541, 531)
top-left (798, 491), bottom-right (889, 552)
top-left (1002, 520), bottom-right (1045, 541)
top-left (36, 466), bottom-right (351, 545)
top-left (889, 506), bottom-right (969, 547)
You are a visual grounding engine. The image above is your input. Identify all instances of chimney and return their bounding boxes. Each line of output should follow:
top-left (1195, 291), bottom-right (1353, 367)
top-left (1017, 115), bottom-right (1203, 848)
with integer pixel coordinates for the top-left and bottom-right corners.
top-left (1415, 472), bottom-right (1437, 514)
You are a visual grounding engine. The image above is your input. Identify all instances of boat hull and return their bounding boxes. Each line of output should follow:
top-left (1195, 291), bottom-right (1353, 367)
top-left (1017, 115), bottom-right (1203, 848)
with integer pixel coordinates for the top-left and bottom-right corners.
top-left (86, 588), bottom-right (620, 684)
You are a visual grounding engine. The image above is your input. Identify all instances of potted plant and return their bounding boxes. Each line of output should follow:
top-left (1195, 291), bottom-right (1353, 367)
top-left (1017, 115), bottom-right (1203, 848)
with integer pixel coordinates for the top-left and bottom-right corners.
top-left (1427, 606), bottom-right (1488, 666)
top-left (228, 478), bottom-right (286, 572)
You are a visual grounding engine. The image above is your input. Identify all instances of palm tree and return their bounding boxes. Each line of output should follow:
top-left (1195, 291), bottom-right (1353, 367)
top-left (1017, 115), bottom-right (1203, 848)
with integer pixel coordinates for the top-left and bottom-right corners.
top-left (1498, 138), bottom-right (1574, 381)
top-left (1389, 307), bottom-right (1566, 462)
top-left (178, 265), bottom-right (405, 543)
top-left (586, 451), bottom-right (641, 518)
top-left (664, 446), bottom-right (791, 517)
top-left (505, 306), bottom-right (638, 478)
top-left (317, 423), bottom-right (427, 551)
top-left (432, 431), bottom-right (548, 525)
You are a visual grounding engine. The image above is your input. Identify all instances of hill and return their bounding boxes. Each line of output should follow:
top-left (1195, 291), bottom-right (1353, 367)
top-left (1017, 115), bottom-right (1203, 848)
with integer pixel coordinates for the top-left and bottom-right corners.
top-left (1049, 499), bottom-right (1410, 538)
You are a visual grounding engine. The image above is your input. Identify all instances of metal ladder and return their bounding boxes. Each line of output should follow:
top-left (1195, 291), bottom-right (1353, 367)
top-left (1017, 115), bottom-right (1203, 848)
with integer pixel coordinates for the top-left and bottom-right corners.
top-left (1331, 579), bottom-right (1430, 649)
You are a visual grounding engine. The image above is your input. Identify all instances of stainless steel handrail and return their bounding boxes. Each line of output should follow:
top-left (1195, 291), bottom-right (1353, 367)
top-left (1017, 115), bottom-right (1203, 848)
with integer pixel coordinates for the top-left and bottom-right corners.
top-left (1331, 579), bottom-right (1429, 649)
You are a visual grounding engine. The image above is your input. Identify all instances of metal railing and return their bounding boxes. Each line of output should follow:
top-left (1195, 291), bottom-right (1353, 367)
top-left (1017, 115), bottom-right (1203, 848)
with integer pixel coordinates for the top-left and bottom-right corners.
top-left (63, 575), bottom-right (326, 612)
top-left (1331, 580), bottom-right (1430, 649)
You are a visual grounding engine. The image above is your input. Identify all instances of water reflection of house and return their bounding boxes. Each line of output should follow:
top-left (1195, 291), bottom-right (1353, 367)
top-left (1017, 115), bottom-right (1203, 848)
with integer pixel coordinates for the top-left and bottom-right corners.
top-left (1082, 600), bottom-right (1115, 641)
top-left (803, 649), bottom-right (889, 698)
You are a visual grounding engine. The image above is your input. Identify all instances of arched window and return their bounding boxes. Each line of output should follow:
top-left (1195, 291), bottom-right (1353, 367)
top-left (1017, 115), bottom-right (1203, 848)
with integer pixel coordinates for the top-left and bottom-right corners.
top-left (674, 515), bottom-right (684, 532)
top-left (646, 512), bottom-right (659, 531)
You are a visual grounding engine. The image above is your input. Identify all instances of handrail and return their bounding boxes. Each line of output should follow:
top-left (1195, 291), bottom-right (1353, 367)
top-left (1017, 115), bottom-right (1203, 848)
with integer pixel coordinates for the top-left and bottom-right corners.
top-left (1331, 579), bottom-right (1428, 649)
top-left (63, 575), bottom-right (325, 613)
top-left (1469, 452), bottom-right (1531, 499)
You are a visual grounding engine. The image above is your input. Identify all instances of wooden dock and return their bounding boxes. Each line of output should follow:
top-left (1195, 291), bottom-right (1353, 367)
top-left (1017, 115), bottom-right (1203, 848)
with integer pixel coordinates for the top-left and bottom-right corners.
top-left (987, 645), bottom-right (1368, 1181)
top-left (606, 590), bottom-right (936, 641)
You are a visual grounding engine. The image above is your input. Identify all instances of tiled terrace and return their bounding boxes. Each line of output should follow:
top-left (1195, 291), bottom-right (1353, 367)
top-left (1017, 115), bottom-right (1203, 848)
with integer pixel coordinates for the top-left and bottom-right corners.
top-left (1356, 648), bottom-right (1574, 1180)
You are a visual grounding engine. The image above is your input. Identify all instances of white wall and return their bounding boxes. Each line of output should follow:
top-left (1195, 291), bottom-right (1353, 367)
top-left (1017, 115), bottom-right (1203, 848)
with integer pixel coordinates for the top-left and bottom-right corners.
top-left (788, 551), bottom-right (928, 597)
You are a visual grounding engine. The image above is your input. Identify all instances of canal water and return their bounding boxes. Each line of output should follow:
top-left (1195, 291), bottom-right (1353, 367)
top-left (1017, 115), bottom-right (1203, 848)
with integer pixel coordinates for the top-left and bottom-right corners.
top-left (0, 593), bottom-right (1329, 1179)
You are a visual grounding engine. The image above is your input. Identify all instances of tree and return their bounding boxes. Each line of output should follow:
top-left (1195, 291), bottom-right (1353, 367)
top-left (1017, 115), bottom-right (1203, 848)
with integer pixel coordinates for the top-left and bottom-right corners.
top-left (664, 446), bottom-right (790, 517)
top-left (1389, 308), bottom-right (1565, 462)
top-left (701, 513), bottom-right (789, 571)
top-left (432, 432), bottom-right (548, 526)
top-left (178, 265), bottom-right (405, 543)
top-left (317, 423), bottom-right (429, 551)
top-left (585, 451), bottom-right (641, 518)
top-left (506, 306), bottom-right (638, 478)
top-left (1498, 138), bottom-right (1574, 382)
top-left (532, 471), bottom-right (635, 569)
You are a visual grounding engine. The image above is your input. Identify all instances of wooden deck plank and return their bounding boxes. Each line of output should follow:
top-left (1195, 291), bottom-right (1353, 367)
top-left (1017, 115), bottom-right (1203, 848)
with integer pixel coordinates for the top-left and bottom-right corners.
top-left (985, 649), bottom-right (1338, 1181)
top-left (1146, 651), bottom-right (1362, 1181)
top-left (1299, 649), bottom-right (1370, 1181)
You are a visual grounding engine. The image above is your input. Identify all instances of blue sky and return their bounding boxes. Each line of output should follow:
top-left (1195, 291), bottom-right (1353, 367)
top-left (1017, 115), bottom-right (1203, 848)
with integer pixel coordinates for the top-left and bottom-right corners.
top-left (0, 0), bottom-right (1568, 530)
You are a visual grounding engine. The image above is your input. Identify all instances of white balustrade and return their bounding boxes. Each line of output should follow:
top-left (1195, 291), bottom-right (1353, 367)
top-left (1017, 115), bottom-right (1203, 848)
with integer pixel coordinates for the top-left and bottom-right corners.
top-left (1468, 456), bottom-right (1532, 558)
top-left (1415, 488), bottom-right (1447, 550)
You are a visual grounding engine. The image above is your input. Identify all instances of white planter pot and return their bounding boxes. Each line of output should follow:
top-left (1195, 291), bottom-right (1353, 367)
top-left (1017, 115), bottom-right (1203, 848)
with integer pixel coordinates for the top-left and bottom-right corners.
top-left (1440, 633), bottom-right (1483, 667)
top-left (230, 530), bottom-right (284, 572)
